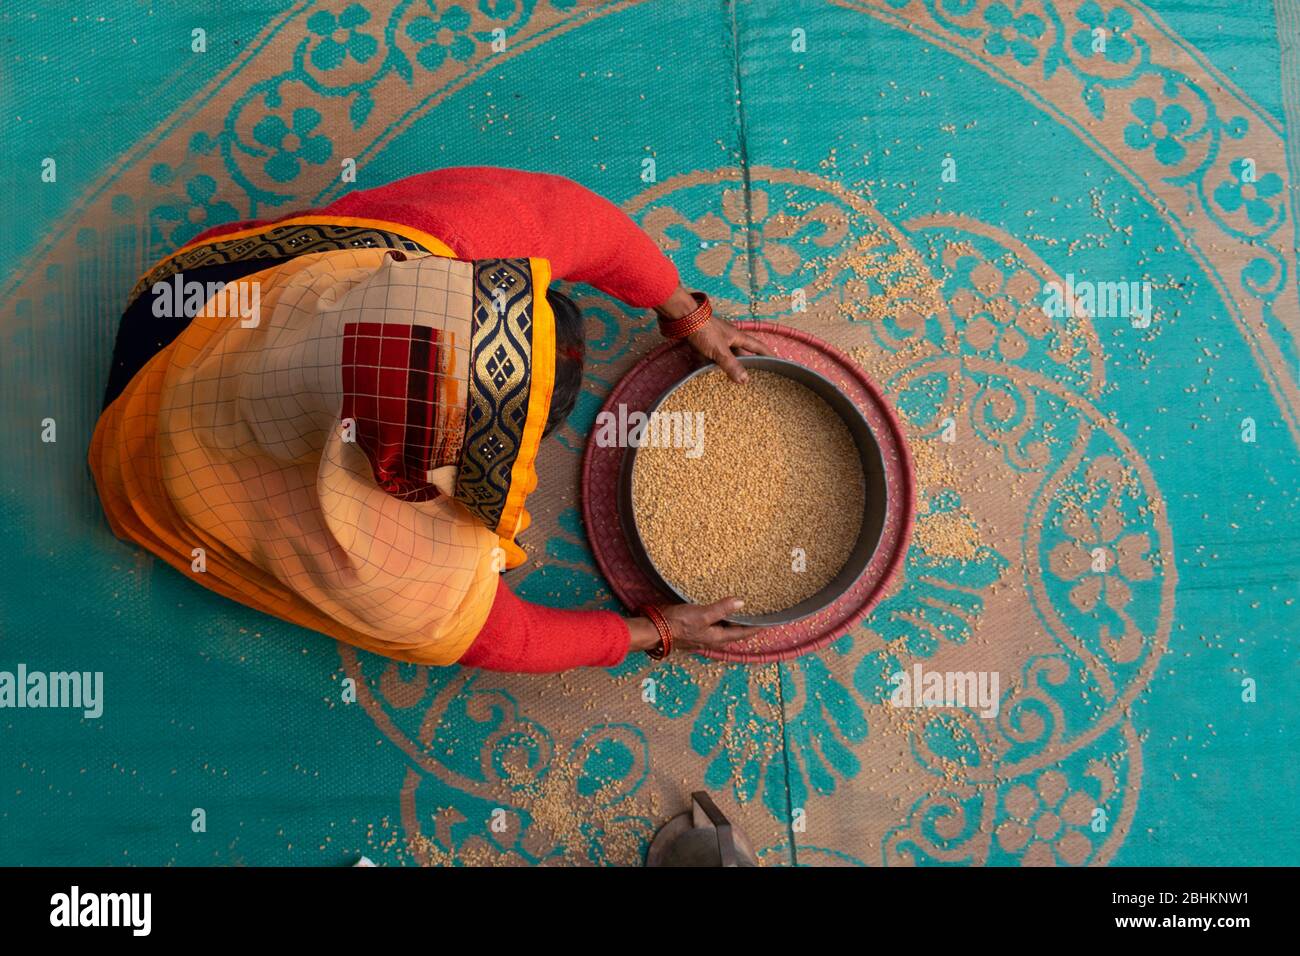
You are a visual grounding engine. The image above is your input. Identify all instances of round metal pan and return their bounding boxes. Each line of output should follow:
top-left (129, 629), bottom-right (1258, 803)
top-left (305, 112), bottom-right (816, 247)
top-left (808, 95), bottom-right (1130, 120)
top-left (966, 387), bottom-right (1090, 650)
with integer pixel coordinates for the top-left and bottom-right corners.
top-left (617, 355), bottom-right (888, 627)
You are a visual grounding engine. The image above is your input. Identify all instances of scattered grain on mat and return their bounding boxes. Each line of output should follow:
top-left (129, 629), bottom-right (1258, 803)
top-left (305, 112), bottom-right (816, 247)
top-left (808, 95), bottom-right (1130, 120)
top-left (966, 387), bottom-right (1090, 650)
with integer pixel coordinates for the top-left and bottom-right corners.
top-left (913, 507), bottom-right (981, 562)
top-left (849, 345), bottom-right (993, 566)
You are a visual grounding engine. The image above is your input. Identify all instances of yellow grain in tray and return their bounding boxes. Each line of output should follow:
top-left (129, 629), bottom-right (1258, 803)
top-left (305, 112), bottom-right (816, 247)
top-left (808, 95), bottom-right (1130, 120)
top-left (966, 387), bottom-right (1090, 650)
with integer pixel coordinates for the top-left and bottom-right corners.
top-left (631, 368), bottom-right (866, 615)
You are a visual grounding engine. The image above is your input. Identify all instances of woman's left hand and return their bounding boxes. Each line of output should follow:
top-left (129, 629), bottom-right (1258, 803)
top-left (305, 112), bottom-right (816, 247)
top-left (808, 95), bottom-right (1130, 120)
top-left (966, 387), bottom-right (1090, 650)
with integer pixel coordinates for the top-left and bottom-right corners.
top-left (654, 285), bottom-right (774, 384)
top-left (685, 318), bottom-right (773, 384)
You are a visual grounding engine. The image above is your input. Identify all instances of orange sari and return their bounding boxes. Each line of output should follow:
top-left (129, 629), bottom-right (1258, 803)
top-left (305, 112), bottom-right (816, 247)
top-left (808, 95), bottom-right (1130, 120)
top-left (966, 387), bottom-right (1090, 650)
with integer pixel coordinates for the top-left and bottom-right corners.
top-left (91, 224), bottom-right (555, 665)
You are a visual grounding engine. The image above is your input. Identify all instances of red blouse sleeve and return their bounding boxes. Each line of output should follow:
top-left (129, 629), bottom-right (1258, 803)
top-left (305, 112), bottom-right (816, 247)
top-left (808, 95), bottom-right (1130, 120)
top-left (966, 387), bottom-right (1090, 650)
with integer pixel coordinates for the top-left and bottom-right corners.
top-left (459, 578), bottom-right (631, 673)
top-left (321, 166), bottom-right (681, 307)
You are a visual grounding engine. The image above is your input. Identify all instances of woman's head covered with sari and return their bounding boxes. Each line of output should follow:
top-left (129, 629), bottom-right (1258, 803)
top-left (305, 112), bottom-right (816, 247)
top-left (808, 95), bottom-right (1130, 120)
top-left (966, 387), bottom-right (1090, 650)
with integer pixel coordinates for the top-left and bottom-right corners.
top-left (91, 246), bottom-right (570, 664)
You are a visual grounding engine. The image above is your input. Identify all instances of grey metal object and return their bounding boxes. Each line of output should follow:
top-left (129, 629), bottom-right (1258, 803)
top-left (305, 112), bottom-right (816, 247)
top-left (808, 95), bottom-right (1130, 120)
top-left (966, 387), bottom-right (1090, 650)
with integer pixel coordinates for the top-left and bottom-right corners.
top-left (645, 791), bottom-right (759, 867)
top-left (618, 355), bottom-right (888, 627)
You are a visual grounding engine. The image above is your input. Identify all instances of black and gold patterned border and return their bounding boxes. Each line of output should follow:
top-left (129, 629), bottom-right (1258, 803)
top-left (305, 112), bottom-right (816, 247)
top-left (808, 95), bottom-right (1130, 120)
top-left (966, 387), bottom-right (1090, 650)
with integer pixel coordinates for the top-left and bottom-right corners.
top-left (455, 259), bottom-right (535, 531)
top-left (129, 222), bottom-right (428, 302)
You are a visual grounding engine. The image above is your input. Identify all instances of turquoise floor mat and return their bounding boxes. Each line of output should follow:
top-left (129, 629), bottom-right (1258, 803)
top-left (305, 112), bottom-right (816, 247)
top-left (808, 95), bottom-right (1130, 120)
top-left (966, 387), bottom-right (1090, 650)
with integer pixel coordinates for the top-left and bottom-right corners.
top-left (1, 0), bottom-right (1297, 865)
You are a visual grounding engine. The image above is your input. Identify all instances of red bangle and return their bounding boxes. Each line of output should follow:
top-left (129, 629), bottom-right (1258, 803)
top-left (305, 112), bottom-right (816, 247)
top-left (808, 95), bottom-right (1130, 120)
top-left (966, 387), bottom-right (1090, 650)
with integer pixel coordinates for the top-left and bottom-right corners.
top-left (639, 605), bottom-right (674, 660)
top-left (658, 292), bottom-right (712, 341)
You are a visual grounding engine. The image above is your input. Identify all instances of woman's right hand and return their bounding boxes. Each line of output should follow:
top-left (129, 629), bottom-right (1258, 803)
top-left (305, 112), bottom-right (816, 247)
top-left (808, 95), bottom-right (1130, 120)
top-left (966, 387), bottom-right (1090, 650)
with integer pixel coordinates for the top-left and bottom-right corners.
top-left (628, 597), bottom-right (760, 655)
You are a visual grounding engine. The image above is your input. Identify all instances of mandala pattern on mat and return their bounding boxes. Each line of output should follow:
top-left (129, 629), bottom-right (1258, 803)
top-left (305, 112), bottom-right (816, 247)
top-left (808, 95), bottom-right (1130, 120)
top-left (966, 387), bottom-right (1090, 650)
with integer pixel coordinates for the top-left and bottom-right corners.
top-left (10, 0), bottom-right (1290, 866)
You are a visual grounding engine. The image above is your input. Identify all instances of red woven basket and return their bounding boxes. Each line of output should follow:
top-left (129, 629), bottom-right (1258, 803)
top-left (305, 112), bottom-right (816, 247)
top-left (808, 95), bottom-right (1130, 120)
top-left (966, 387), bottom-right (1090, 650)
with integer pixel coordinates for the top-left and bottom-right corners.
top-left (580, 322), bottom-right (914, 663)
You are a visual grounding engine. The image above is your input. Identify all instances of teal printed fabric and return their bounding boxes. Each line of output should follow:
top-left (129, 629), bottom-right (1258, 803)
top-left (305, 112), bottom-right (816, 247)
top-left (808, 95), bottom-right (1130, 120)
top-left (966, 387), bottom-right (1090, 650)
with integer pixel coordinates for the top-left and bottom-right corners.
top-left (0, 0), bottom-right (1296, 865)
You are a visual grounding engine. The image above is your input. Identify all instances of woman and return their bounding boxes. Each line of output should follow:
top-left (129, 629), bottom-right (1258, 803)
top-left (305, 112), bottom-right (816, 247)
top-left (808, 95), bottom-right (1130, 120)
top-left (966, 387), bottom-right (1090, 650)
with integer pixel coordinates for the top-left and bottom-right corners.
top-left (91, 166), bottom-right (773, 672)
